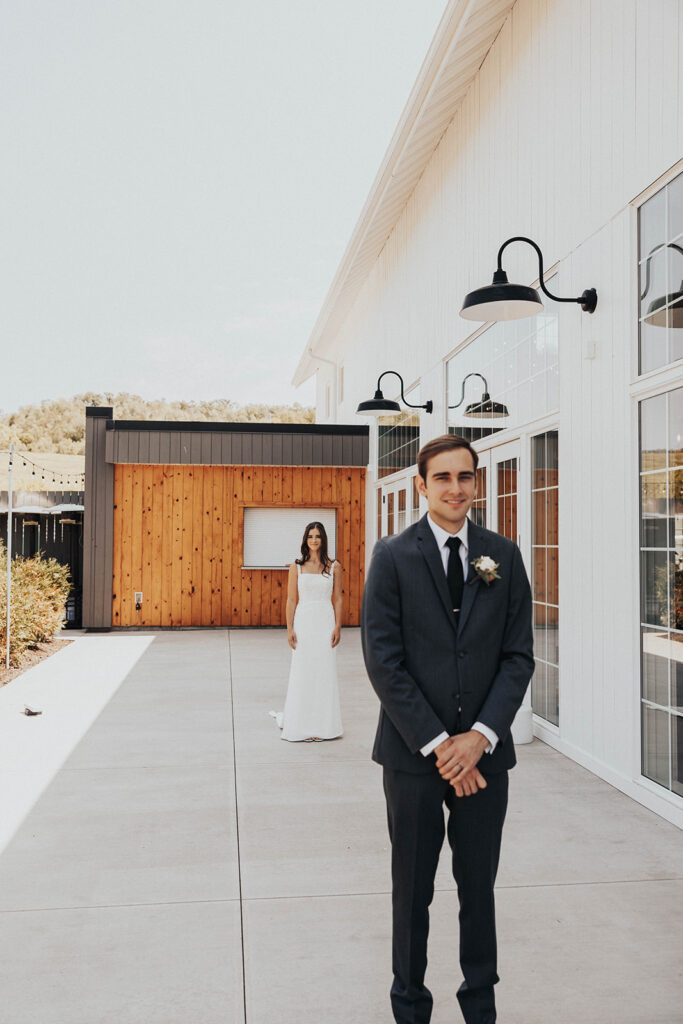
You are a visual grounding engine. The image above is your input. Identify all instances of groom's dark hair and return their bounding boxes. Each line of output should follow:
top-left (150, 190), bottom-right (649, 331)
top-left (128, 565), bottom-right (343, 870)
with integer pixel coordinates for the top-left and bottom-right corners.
top-left (417, 434), bottom-right (478, 480)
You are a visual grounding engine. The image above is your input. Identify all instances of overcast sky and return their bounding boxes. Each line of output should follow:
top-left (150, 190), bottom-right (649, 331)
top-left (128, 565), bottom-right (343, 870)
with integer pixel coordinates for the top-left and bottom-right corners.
top-left (1, 0), bottom-right (447, 416)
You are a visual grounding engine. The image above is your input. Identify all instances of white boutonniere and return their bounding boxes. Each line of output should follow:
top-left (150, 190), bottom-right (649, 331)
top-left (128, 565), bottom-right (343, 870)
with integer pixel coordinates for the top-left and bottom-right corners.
top-left (470, 555), bottom-right (501, 585)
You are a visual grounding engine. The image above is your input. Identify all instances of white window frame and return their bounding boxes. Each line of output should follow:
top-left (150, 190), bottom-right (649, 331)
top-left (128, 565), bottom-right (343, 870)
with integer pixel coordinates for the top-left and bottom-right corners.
top-left (630, 162), bottom-right (683, 809)
top-left (242, 506), bottom-right (338, 569)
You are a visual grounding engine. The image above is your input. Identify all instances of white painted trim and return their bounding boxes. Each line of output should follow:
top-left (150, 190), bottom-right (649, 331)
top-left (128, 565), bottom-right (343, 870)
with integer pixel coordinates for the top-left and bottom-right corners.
top-left (629, 157), bottom-right (683, 207)
top-left (630, 360), bottom-right (683, 398)
top-left (373, 465), bottom-right (417, 489)
top-left (465, 412), bottom-right (560, 455)
top-left (533, 721), bottom-right (683, 830)
top-left (630, 390), bottom-right (644, 789)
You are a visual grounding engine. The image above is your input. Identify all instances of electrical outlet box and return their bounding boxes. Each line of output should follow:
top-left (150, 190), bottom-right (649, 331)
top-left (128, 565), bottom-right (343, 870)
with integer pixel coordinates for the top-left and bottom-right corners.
top-left (134, 592), bottom-right (143, 603)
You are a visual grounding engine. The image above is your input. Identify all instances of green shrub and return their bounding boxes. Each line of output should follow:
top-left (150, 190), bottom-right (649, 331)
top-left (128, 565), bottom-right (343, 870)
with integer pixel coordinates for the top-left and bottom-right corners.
top-left (0, 541), bottom-right (71, 668)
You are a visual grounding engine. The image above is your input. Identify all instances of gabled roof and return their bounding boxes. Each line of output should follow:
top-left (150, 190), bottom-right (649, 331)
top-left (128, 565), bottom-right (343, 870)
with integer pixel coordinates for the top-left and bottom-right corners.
top-left (293, 0), bottom-right (515, 386)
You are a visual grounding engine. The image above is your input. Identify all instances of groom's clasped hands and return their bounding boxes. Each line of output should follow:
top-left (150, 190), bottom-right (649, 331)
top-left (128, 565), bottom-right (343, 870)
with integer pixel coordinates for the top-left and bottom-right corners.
top-left (434, 730), bottom-right (490, 797)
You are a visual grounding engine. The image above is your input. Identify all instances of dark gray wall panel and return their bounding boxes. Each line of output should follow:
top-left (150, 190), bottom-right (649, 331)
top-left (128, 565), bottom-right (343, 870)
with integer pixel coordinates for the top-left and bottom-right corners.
top-left (138, 431), bottom-right (150, 464)
top-left (252, 433), bottom-right (263, 465)
top-left (148, 431), bottom-right (161, 463)
top-left (83, 409), bottom-right (114, 629)
top-left (321, 436), bottom-right (334, 465)
top-left (118, 431), bottom-right (128, 464)
top-left (169, 432), bottom-right (181, 464)
top-left (211, 433), bottom-right (222, 463)
top-left (179, 432), bottom-right (191, 463)
top-left (104, 422), bottom-right (369, 468)
top-left (159, 432), bottom-right (171, 463)
top-left (342, 436), bottom-right (354, 464)
top-left (241, 435), bottom-right (253, 463)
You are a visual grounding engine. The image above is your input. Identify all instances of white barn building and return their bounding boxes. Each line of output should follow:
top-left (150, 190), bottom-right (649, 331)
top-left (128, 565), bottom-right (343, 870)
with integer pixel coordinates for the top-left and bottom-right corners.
top-left (293, 0), bottom-right (683, 828)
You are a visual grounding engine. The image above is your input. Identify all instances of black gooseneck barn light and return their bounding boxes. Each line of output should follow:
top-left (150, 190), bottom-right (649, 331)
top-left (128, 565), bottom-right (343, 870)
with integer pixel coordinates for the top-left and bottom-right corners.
top-left (640, 242), bottom-right (683, 328)
top-left (460, 236), bottom-right (598, 322)
top-left (356, 369), bottom-right (433, 416)
top-left (449, 372), bottom-right (509, 418)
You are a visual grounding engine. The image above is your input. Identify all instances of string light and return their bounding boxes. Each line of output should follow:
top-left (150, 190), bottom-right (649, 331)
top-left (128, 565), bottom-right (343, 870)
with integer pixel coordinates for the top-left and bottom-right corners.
top-left (0, 450), bottom-right (86, 490)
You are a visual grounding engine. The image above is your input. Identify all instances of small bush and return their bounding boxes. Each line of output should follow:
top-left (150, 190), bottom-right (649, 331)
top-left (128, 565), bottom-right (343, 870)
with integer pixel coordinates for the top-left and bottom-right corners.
top-left (0, 541), bottom-right (71, 667)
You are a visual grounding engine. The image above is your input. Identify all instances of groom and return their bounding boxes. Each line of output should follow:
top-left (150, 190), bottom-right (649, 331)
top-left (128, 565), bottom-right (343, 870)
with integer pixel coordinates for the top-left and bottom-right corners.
top-left (361, 434), bottom-right (534, 1024)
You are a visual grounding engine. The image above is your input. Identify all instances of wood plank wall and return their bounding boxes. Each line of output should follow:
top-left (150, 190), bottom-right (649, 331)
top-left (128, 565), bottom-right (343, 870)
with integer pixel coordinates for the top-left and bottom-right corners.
top-left (112, 464), bottom-right (366, 628)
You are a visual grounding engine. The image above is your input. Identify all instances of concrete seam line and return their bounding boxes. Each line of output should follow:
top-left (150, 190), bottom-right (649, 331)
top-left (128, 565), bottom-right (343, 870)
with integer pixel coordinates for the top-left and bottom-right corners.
top-left (228, 628), bottom-right (249, 1024)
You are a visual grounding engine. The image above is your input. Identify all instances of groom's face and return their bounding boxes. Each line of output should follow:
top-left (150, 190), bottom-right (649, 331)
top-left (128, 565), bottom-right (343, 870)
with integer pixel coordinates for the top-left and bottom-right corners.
top-left (417, 448), bottom-right (477, 533)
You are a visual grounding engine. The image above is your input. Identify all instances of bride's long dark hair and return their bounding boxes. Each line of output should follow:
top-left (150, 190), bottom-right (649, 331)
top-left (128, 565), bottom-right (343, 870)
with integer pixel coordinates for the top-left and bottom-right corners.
top-left (296, 521), bottom-right (334, 576)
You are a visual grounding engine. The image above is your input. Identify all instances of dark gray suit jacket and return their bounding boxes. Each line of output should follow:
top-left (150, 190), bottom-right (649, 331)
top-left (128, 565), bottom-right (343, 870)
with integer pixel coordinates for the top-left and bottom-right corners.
top-left (361, 513), bottom-right (534, 775)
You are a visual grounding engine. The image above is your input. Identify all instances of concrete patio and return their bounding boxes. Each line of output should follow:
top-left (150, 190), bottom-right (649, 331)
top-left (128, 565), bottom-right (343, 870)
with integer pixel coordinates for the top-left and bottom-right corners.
top-left (0, 628), bottom-right (681, 1024)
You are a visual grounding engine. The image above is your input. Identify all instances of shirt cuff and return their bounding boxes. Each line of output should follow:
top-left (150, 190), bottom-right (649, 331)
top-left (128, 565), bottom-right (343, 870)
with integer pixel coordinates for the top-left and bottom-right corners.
top-left (472, 721), bottom-right (498, 755)
top-left (420, 731), bottom-right (450, 757)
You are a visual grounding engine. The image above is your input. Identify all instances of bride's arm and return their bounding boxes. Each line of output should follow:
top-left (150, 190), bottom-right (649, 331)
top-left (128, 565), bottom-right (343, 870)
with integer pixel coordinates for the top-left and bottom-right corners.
top-left (331, 561), bottom-right (343, 647)
top-left (286, 564), bottom-right (298, 649)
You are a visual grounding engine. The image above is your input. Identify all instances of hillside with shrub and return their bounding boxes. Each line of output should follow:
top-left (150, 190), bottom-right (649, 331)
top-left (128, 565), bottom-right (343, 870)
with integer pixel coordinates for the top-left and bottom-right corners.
top-left (0, 393), bottom-right (315, 456)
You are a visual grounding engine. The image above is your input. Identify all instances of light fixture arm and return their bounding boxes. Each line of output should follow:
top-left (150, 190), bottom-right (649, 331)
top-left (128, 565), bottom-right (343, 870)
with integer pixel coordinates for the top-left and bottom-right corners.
top-left (375, 370), bottom-right (433, 414)
top-left (448, 372), bottom-right (489, 410)
top-left (640, 241), bottom-right (683, 300)
top-left (496, 236), bottom-right (597, 313)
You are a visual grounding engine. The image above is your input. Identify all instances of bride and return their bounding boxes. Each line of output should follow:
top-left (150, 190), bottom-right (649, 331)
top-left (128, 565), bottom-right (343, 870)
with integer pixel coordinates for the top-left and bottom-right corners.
top-left (270, 521), bottom-right (343, 742)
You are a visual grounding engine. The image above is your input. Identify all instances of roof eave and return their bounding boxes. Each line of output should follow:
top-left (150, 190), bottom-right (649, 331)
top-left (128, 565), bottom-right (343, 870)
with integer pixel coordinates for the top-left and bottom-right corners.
top-left (292, 0), bottom-right (514, 388)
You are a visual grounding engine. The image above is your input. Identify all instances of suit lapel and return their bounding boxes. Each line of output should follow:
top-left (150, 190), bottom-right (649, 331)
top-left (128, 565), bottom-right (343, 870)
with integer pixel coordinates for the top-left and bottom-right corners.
top-left (458, 519), bottom-right (485, 636)
top-left (415, 514), bottom-right (459, 636)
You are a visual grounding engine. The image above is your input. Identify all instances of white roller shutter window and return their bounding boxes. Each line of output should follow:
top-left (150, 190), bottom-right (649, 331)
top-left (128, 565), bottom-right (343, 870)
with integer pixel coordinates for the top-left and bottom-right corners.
top-left (242, 507), bottom-right (337, 568)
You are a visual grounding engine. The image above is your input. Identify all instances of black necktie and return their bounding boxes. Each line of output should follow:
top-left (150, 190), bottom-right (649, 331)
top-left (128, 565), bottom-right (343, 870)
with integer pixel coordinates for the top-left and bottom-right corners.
top-left (446, 536), bottom-right (464, 614)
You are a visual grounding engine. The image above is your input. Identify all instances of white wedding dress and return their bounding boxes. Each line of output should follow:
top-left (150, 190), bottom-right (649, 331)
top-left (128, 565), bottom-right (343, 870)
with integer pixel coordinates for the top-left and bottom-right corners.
top-left (269, 562), bottom-right (343, 741)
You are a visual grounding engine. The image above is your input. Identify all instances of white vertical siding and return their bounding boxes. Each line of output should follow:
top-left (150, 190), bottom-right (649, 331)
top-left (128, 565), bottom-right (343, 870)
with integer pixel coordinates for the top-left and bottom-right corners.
top-left (318, 0), bottom-right (683, 821)
top-left (558, 210), bottom-right (638, 778)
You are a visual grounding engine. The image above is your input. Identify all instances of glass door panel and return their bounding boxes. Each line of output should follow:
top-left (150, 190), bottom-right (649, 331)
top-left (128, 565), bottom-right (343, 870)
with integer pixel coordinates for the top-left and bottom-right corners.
top-left (471, 465), bottom-right (487, 528)
top-left (379, 473), bottom-right (418, 539)
top-left (490, 441), bottom-right (521, 544)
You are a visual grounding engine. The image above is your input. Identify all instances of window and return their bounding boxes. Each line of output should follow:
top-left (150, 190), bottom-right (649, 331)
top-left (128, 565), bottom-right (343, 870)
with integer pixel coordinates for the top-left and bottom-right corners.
top-left (243, 507), bottom-right (337, 568)
top-left (638, 171), bottom-right (683, 374)
top-left (497, 459), bottom-right (518, 542)
top-left (412, 474), bottom-right (421, 524)
top-left (639, 387), bottom-right (683, 795)
top-left (470, 465), bottom-right (487, 528)
top-left (531, 431), bottom-right (559, 726)
top-left (377, 384), bottom-right (421, 480)
top-left (447, 288), bottom-right (559, 442)
top-left (386, 492), bottom-right (395, 535)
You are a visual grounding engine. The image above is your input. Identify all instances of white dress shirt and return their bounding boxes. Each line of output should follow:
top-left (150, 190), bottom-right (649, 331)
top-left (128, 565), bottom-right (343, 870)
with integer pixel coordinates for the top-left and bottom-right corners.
top-left (419, 513), bottom-right (499, 758)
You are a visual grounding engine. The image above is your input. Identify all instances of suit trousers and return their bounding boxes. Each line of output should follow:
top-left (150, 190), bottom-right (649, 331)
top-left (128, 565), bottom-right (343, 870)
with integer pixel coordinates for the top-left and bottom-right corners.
top-left (382, 763), bottom-right (509, 1024)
